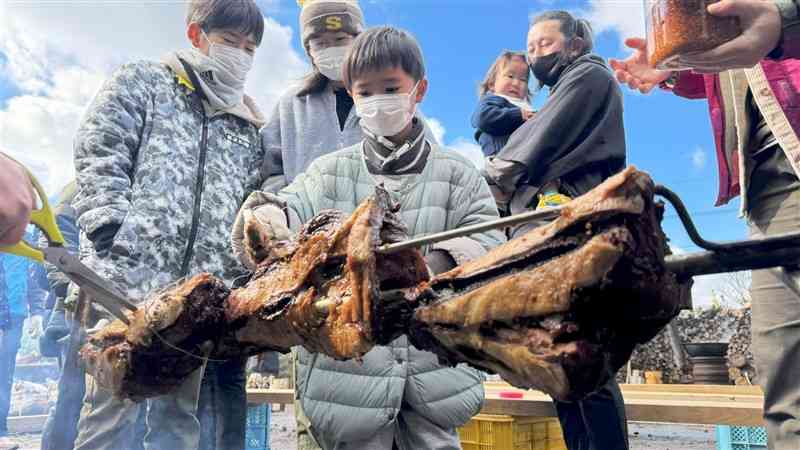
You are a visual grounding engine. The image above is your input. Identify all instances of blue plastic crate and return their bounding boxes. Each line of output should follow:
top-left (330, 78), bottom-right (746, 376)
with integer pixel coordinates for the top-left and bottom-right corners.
top-left (246, 405), bottom-right (271, 450)
top-left (247, 404), bottom-right (271, 426)
top-left (716, 425), bottom-right (768, 450)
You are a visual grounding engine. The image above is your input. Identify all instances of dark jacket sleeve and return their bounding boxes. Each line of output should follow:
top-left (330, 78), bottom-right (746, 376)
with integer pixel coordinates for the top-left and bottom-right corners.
top-left (40, 210), bottom-right (79, 300)
top-left (775, 26), bottom-right (800, 59)
top-left (774, 0), bottom-right (800, 59)
top-left (492, 60), bottom-right (625, 191)
top-left (471, 95), bottom-right (526, 136)
top-left (26, 262), bottom-right (49, 316)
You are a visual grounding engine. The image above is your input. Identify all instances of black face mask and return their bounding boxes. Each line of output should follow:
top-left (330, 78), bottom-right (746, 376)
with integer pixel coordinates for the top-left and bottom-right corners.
top-left (530, 51), bottom-right (565, 87)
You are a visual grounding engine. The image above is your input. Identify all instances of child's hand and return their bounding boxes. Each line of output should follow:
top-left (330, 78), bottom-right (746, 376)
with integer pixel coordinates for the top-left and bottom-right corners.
top-left (522, 109), bottom-right (536, 121)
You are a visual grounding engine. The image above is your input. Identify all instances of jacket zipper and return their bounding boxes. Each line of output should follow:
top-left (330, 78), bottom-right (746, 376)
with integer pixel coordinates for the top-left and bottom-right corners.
top-left (180, 114), bottom-right (209, 277)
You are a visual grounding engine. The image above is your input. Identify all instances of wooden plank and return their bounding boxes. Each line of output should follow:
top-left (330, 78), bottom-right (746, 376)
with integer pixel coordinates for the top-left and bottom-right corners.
top-left (247, 388), bottom-right (294, 405)
top-left (482, 389), bottom-right (763, 425)
top-left (482, 383), bottom-right (765, 426)
top-left (485, 383), bottom-right (764, 404)
top-left (624, 398), bottom-right (764, 426)
top-left (485, 381), bottom-right (764, 396)
top-left (485, 383), bottom-right (764, 403)
top-left (247, 383), bottom-right (766, 426)
top-left (619, 384), bottom-right (764, 396)
top-left (483, 395), bottom-right (556, 417)
top-left (7, 415), bottom-right (48, 434)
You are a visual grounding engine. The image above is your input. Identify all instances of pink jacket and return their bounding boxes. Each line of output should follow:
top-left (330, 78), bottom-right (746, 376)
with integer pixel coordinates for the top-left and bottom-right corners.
top-left (670, 39), bottom-right (800, 206)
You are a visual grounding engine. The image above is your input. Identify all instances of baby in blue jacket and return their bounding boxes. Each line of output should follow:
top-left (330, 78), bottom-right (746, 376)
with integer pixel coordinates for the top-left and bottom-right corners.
top-left (471, 50), bottom-right (534, 158)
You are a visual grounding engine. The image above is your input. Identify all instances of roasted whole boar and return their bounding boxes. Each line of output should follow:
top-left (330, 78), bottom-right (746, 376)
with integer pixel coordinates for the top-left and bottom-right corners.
top-left (408, 167), bottom-right (684, 401)
top-left (82, 188), bottom-right (428, 399)
top-left (82, 169), bottom-right (683, 402)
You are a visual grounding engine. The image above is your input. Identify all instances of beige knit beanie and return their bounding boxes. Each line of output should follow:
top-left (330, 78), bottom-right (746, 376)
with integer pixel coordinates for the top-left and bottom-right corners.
top-left (298, 0), bottom-right (365, 48)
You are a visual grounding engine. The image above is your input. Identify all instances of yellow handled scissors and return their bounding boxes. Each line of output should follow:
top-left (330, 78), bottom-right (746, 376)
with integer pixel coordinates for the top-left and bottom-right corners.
top-left (0, 162), bottom-right (137, 324)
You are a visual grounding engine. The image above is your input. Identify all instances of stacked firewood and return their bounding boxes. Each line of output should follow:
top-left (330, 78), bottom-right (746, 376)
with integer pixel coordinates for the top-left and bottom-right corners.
top-left (726, 305), bottom-right (757, 385)
top-left (623, 307), bottom-right (754, 384)
top-left (623, 325), bottom-right (685, 383)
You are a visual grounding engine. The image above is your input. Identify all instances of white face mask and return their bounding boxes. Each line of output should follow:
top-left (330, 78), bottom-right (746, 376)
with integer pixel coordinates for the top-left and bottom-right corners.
top-left (183, 30), bottom-right (254, 108)
top-left (355, 82), bottom-right (420, 137)
top-left (312, 45), bottom-right (349, 81)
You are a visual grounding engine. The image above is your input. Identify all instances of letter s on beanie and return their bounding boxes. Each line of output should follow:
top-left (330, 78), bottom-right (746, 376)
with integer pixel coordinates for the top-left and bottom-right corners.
top-left (298, 0), bottom-right (365, 48)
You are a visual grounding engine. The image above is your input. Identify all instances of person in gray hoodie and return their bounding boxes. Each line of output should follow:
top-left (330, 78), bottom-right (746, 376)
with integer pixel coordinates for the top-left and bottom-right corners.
top-left (259, 0), bottom-right (367, 193)
top-left (71, 1), bottom-right (267, 449)
top-left (233, 26), bottom-right (504, 450)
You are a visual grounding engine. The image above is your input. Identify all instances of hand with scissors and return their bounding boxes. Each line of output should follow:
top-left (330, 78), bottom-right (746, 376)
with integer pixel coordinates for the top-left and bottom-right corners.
top-left (0, 160), bottom-right (137, 324)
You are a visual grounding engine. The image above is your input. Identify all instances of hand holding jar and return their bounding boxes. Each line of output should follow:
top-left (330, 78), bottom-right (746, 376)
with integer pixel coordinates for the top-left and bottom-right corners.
top-left (610, 0), bottom-right (785, 93)
top-left (679, 0), bottom-right (782, 72)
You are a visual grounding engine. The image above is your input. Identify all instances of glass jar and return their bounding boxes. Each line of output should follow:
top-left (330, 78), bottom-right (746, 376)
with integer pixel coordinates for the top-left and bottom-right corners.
top-left (644, 0), bottom-right (742, 70)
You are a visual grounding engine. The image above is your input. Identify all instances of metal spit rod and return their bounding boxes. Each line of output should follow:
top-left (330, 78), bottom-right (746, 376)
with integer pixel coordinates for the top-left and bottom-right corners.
top-left (377, 206), bottom-right (563, 254)
top-left (378, 183), bottom-right (800, 282)
top-left (663, 232), bottom-right (800, 277)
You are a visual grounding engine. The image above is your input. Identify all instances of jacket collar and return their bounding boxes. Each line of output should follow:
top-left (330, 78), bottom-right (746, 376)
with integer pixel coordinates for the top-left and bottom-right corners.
top-left (362, 118), bottom-right (428, 175)
top-left (162, 52), bottom-right (266, 128)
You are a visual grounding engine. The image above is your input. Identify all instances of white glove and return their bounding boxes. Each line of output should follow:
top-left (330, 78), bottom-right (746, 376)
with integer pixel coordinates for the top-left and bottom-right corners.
top-left (231, 192), bottom-right (292, 270)
top-left (86, 318), bottom-right (111, 335)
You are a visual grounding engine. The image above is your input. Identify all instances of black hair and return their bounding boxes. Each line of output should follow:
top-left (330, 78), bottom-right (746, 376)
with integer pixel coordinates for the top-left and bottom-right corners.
top-left (478, 50), bottom-right (531, 100)
top-left (342, 26), bottom-right (425, 90)
top-left (530, 10), bottom-right (594, 64)
top-left (187, 0), bottom-right (265, 46)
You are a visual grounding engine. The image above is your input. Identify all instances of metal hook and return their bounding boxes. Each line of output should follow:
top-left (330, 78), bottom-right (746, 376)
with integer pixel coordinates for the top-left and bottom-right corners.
top-left (654, 184), bottom-right (727, 251)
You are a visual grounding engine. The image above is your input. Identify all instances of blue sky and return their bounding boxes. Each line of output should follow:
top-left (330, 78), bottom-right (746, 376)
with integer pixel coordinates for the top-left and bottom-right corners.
top-left (0, 0), bottom-right (746, 304)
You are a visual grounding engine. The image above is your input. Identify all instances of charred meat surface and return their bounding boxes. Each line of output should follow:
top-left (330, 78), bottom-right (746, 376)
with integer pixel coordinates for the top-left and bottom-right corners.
top-left (222, 186), bottom-right (429, 360)
top-left (80, 274), bottom-right (229, 401)
top-left (409, 167), bottom-right (684, 401)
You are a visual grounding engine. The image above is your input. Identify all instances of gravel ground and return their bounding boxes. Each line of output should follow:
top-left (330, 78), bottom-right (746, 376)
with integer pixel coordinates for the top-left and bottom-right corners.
top-left (268, 408), bottom-right (720, 450)
top-left (0, 433), bottom-right (41, 450)
top-left (0, 413), bottom-right (722, 450)
top-left (629, 422), bottom-right (717, 450)
top-left (269, 405), bottom-right (297, 449)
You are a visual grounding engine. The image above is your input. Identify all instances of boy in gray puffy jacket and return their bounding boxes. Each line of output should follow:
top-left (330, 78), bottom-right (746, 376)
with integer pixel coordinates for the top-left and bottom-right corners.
top-left (232, 26), bottom-right (504, 450)
top-left (71, 1), bottom-right (267, 449)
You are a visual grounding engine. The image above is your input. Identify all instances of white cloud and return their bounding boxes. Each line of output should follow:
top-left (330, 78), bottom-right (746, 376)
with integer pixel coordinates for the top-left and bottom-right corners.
top-left (0, 1), bottom-right (307, 194)
top-left (691, 146), bottom-right (707, 170)
top-left (424, 117), bottom-right (484, 169)
top-left (449, 137), bottom-right (485, 170)
top-left (531, 0), bottom-right (645, 51)
top-left (584, 0), bottom-right (646, 47)
top-left (0, 93), bottom-right (88, 195)
top-left (426, 117), bottom-right (446, 146)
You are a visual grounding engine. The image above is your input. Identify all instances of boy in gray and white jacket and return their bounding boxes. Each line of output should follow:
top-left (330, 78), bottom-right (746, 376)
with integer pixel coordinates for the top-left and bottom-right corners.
top-left (232, 26), bottom-right (504, 450)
